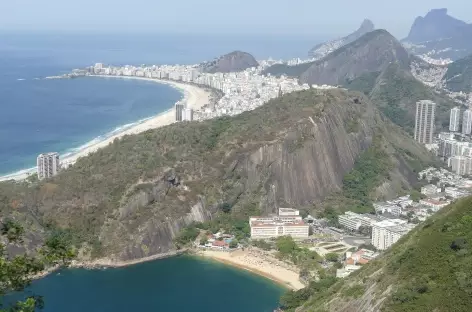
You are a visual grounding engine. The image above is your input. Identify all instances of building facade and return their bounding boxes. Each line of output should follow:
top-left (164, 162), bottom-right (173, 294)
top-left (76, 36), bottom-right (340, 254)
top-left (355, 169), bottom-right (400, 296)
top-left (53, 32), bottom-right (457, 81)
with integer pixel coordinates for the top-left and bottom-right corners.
top-left (450, 155), bottom-right (472, 175)
top-left (37, 152), bottom-right (60, 180)
top-left (414, 100), bottom-right (436, 144)
top-left (250, 208), bottom-right (309, 239)
top-left (183, 108), bottom-right (194, 121)
top-left (175, 102), bottom-right (185, 121)
top-left (338, 211), bottom-right (381, 231)
top-left (462, 109), bottom-right (472, 135)
top-left (449, 107), bottom-right (461, 132)
top-left (371, 219), bottom-right (414, 250)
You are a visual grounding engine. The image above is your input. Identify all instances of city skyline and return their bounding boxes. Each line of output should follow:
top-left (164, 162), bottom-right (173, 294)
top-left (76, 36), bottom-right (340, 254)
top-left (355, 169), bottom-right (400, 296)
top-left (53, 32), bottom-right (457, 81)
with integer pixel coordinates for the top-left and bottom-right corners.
top-left (0, 1), bottom-right (470, 38)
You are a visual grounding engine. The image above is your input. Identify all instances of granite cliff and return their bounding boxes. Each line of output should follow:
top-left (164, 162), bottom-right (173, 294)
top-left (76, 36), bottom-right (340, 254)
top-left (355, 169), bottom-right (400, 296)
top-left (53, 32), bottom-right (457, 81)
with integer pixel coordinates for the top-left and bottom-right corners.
top-left (402, 8), bottom-right (472, 61)
top-left (0, 89), bottom-right (433, 262)
top-left (200, 51), bottom-right (259, 73)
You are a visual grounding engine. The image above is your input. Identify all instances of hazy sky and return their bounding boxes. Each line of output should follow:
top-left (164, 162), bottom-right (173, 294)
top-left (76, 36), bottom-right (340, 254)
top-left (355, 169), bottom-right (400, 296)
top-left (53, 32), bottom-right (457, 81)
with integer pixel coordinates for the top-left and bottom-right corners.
top-left (0, 0), bottom-right (470, 38)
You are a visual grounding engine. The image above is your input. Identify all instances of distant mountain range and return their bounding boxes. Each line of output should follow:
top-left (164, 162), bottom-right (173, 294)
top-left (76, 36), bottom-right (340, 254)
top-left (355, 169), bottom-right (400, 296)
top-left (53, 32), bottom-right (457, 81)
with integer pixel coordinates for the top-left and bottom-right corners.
top-left (264, 29), bottom-right (456, 133)
top-left (199, 51), bottom-right (259, 73)
top-left (308, 19), bottom-right (375, 60)
top-left (402, 8), bottom-right (472, 61)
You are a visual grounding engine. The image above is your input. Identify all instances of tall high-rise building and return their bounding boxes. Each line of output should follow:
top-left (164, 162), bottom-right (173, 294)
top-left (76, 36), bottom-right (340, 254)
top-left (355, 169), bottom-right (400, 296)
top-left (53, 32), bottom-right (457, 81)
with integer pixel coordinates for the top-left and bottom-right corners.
top-left (449, 107), bottom-right (461, 132)
top-left (462, 109), bottom-right (472, 135)
top-left (175, 102), bottom-right (184, 121)
top-left (414, 100), bottom-right (436, 144)
top-left (37, 152), bottom-right (60, 180)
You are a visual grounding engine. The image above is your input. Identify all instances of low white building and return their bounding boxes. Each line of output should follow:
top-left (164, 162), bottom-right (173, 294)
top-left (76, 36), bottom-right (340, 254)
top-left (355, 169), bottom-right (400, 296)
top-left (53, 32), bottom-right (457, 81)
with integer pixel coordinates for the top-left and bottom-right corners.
top-left (250, 208), bottom-right (309, 239)
top-left (371, 219), bottom-right (415, 250)
top-left (373, 203), bottom-right (402, 216)
top-left (338, 211), bottom-right (381, 231)
top-left (336, 265), bottom-right (362, 278)
top-left (419, 199), bottom-right (451, 212)
top-left (421, 184), bottom-right (440, 196)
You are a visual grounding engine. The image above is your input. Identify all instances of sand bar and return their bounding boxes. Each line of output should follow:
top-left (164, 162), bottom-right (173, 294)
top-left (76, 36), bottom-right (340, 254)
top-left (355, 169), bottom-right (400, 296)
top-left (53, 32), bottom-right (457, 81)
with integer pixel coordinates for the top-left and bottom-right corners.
top-left (0, 76), bottom-right (210, 181)
top-left (198, 248), bottom-right (305, 290)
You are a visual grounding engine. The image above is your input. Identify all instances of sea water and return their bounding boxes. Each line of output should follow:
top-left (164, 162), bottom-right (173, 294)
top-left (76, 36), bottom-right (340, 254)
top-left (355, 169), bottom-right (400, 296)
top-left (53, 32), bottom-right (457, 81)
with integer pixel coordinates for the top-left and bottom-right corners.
top-left (23, 256), bottom-right (285, 312)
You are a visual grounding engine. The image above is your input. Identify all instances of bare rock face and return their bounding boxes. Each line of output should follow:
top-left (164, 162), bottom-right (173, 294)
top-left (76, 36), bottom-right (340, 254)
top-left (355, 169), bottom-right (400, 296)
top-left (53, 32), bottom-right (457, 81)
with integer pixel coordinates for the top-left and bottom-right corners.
top-left (200, 51), bottom-right (259, 73)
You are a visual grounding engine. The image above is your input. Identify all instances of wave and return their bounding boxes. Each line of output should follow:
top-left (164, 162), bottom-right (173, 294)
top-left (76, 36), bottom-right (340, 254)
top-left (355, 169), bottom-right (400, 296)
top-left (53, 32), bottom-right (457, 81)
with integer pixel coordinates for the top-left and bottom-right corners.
top-left (17, 78), bottom-right (26, 81)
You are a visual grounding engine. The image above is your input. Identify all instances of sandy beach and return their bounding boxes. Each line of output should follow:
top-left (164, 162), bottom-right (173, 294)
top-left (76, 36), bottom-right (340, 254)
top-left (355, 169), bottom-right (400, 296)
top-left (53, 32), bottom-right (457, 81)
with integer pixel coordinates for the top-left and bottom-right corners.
top-left (0, 76), bottom-right (210, 181)
top-left (199, 248), bottom-right (305, 290)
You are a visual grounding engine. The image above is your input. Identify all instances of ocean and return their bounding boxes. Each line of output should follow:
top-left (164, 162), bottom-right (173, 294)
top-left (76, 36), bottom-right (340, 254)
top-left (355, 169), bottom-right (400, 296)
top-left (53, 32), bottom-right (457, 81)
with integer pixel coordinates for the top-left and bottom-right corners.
top-left (21, 255), bottom-right (285, 312)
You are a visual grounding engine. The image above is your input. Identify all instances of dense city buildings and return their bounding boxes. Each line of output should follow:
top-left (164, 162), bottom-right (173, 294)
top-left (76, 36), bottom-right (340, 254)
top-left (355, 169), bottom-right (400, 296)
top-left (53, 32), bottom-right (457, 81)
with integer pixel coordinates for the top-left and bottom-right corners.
top-left (450, 155), bottom-right (472, 175)
top-left (449, 107), bottom-right (461, 132)
top-left (462, 109), bottom-right (472, 135)
top-left (37, 152), bottom-right (60, 180)
top-left (414, 100), bottom-right (436, 144)
top-left (249, 208), bottom-right (309, 239)
top-left (371, 219), bottom-right (415, 250)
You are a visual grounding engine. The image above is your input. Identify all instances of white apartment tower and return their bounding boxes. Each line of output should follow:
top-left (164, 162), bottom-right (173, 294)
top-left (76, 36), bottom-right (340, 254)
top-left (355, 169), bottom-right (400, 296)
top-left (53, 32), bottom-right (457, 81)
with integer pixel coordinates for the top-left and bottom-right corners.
top-left (414, 100), bottom-right (436, 144)
top-left (449, 107), bottom-right (461, 132)
top-left (462, 109), bottom-right (472, 135)
top-left (37, 152), bottom-right (60, 180)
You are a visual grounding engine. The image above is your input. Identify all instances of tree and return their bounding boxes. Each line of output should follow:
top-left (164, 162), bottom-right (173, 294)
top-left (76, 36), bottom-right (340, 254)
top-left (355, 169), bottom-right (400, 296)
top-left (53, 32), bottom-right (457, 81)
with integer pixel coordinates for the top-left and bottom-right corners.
top-left (410, 190), bottom-right (426, 202)
top-left (0, 230), bottom-right (45, 311)
top-left (40, 230), bottom-right (77, 266)
top-left (219, 202), bottom-right (232, 214)
top-left (325, 253), bottom-right (339, 262)
top-left (200, 236), bottom-right (208, 246)
top-left (1, 219), bottom-right (25, 243)
top-left (276, 236), bottom-right (298, 255)
top-left (229, 239), bottom-right (238, 249)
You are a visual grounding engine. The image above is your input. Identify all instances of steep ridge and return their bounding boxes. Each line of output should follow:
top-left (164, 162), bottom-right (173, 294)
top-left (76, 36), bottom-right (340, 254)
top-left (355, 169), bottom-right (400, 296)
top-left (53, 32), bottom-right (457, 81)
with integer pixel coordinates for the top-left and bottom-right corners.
top-left (0, 89), bottom-right (433, 262)
top-left (296, 196), bottom-right (472, 312)
top-left (264, 30), bottom-right (410, 86)
top-left (300, 30), bottom-right (410, 86)
top-left (308, 19), bottom-right (375, 60)
top-left (200, 51), bottom-right (259, 73)
top-left (444, 54), bottom-right (472, 92)
top-left (402, 8), bottom-right (472, 61)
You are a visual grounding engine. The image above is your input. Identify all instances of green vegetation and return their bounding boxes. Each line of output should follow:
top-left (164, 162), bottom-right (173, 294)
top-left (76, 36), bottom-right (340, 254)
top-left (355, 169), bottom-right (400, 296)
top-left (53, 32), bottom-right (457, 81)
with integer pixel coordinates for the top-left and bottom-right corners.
top-left (274, 236), bottom-right (322, 270)
top-left (294, 196), bottom-right (472, 312)
top-left (409, 190), bottom-right (426, 202)
top-left (444, 54), bottom-right (472, 92)
top-left (324, 253), bottom-right (339, 262)
top-left (342, 135), bottom-right (392, 210)
top-left (0, 221), bottom-right (76, 311)
top-left (174, 226), bottom-right (200, 248)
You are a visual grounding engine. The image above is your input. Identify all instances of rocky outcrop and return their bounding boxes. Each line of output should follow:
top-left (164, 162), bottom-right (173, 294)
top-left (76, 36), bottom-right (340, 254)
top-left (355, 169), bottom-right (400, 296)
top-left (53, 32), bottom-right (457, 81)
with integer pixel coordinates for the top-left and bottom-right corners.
top-left (200, 51), bottom-right (259, 73)
top-left (308, 19), bottom-right (375, 60)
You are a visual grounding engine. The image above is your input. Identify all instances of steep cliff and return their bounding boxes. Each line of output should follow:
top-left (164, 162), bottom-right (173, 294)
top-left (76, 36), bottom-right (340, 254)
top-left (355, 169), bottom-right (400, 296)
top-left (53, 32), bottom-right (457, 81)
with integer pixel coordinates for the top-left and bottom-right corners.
top-left (295, 196), bottom-right (472, 312)
top-left (0, 89), bottom-right (433, 262)
top-left (200, 51), bottom-right (259, 73)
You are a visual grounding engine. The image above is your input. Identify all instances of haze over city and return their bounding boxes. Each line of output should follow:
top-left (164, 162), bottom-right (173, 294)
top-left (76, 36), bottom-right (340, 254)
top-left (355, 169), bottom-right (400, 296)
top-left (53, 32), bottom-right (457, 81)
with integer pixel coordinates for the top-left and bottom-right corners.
top-left (1, 0), bottom-right (470, 37)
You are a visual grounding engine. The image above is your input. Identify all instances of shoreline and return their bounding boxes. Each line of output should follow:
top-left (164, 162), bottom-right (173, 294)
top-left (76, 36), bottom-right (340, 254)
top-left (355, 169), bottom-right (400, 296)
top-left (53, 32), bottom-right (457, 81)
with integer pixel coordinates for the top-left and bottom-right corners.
top-left (196, 249), bottom-right (305, 290)
top-left (0, 76), bottom-right (210, 181)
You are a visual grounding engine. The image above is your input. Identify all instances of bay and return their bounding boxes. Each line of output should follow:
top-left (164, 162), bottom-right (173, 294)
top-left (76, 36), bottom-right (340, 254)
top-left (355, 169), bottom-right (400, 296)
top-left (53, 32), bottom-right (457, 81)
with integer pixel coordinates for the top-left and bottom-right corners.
top-left (24, 255), bottom-right (285, 312)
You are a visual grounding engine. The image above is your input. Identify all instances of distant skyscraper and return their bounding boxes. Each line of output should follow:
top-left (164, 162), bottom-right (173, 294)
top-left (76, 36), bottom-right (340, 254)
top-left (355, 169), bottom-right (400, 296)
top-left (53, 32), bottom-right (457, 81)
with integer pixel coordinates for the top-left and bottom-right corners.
top-left (278, 85), bottom-right (283, 98)
top-left (449, 107), bottom-right (461, 132)
top-left (414, 100), bottom-right (436, 144)
top-left (462, 109), bottom-right (472, 135)
top-left (37, 152), bottom-right (60, 180)
top-left (175, 102), bottom-right (184, 121)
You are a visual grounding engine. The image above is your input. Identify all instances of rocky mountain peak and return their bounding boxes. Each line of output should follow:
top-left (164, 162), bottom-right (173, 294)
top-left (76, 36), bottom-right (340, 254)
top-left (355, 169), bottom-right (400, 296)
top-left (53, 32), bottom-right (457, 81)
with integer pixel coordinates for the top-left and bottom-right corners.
top-left (358, 19), bottom-right (375, 33)
top-left (200, 51), bottom-right (259, 73)
top-left (406, 8), bottom-right (468, 43)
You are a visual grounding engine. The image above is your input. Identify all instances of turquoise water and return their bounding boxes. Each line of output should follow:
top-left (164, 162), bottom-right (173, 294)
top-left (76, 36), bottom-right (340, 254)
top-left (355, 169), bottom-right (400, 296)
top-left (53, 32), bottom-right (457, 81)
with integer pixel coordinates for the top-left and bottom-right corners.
top-left (24, 256), bottom-right (284, 312)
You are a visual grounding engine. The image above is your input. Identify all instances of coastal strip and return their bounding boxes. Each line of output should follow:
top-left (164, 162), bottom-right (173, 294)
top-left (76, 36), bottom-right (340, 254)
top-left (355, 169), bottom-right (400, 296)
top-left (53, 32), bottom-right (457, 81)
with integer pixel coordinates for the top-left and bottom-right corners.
top-left (196, 249), bottom-right (305, 290)
top-left (0, 76), bottom-right (210, 181)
